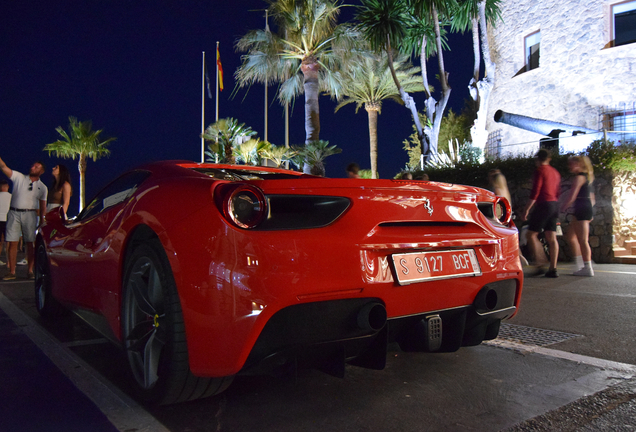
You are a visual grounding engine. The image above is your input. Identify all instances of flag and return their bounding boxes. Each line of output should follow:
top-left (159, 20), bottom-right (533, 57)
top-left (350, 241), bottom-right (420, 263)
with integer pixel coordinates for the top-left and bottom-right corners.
top-left (205, 63), bottom-right (213, 99)
top-left (216, 46), bottom-right (224, 92)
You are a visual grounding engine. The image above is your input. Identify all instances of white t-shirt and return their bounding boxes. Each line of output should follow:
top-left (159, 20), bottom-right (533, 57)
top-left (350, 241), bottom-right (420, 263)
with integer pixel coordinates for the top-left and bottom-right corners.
top-left (0, 191), bottom-right (10, 222)
top-left (10, 170), bottom-right (48, 210)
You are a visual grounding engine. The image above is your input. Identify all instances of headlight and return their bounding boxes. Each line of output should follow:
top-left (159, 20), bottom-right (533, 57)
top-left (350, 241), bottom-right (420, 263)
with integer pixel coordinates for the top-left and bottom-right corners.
top-left (224, 185), bottom-right (267, 229)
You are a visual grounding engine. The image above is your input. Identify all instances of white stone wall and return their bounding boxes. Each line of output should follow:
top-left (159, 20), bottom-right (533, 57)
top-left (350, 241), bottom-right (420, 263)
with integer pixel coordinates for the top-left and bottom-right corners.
top-left (486, 0), bottom-right (636, 157)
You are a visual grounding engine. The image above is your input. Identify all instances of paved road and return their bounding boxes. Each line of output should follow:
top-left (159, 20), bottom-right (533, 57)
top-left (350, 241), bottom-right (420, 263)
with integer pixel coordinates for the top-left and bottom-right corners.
top-left (1, 260), bottom-right (635, 431)
top-left (511, 264), bottom-right (636, 365)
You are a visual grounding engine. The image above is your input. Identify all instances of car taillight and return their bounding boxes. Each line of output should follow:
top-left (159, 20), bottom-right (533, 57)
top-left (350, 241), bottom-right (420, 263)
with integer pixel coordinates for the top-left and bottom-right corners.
top-left (223, 185), bottom-right (268, 229)
top-left (494, 196), bottom-right (512, 226)
top-left (214, 183), bottom-right (351, 230)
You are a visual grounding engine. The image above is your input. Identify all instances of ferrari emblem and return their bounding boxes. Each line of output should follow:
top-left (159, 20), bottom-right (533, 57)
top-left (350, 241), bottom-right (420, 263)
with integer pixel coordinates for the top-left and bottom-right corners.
top-left (423, 198), bottom-right (433, 216)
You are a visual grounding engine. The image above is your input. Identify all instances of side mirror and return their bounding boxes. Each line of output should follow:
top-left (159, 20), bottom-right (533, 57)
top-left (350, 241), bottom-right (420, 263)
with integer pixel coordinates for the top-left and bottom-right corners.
top-left (45, 206), bottom-right (66, 224)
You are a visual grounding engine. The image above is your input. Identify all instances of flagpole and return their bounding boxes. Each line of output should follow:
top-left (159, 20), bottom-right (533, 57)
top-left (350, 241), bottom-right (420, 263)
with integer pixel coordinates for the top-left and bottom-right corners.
top-left (265, 86), bottom-right (268, 143)
top-left (264, 11), bottom-right (269, 143)
top-left (216, 41), bottom-right (219, 123)
top-left (285, 103), bottom-right (289, 148)
top-left (201, 51), bottom-right (206, 163)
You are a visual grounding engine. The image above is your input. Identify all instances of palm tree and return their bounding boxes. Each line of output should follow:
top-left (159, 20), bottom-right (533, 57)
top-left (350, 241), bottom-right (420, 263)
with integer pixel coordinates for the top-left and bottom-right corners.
top-left (356, 0), bottom-right (456, 164)
top-left (234, 139), bottom-right (270, 166)
top-left (291, 140), bottom-right (342, 176)
top-left (204, 140), bottom-right (223, 164)
top-left (451, 0), bottom-right (502, 154)
top-left (235, 0), bottom-right (348, 173)
top-left (44, 116), bottom-right (116, 212)
top-left (411, 0), bottom-right (457, 160)
top-left (335, 48), bottom-right (425, 178)
top-left (262, 144), bottom-right (298, 168)
top-left (201, 118), bottom-right (256, 164)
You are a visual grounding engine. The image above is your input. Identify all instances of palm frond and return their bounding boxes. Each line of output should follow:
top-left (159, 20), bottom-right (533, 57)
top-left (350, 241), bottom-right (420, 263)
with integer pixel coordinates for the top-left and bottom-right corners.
top-left (355, 0), bottom-right (411, 52)
top-left (451, 0), bottom-right (503, 32)
top-left (201, 118), bottom-right (258, 164)
top-left (334, 48), bottom-right (425, 110)
top-left (44, 116), bottom-right (116, 162)
top-left (300, 139), bottom-right (342, 164)
top-left (262, 144), bottom-right (298, 168)
top-left (234, 139), bottom-right (269, 165)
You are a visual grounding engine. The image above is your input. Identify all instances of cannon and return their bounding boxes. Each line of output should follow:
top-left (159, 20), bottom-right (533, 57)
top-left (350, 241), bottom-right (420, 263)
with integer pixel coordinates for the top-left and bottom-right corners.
top-left (493, 110), bottom-right (606, 153)
top-left (494, 110), bottom-right (599, 137)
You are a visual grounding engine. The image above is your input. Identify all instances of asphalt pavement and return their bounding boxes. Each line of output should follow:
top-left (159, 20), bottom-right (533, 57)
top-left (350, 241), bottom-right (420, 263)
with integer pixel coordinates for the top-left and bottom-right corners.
top-left (0, 300), bottom-right (119, 432)
top-left (0, 256), bottom-right (167, 432)
top-left (0, 256), bottom-right (635, 431)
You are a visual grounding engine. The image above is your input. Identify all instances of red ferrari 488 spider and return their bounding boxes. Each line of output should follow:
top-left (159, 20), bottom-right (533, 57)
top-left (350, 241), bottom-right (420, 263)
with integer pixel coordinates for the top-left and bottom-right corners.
top-left (36, 161), bottom-right (523, 404)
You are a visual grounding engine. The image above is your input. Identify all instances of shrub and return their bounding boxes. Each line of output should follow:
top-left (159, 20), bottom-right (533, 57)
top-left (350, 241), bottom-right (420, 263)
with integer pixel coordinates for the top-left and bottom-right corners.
top-left (401, 139), bottom-right (636, 192)
top-left (586, 139), bottom-right (636, 173)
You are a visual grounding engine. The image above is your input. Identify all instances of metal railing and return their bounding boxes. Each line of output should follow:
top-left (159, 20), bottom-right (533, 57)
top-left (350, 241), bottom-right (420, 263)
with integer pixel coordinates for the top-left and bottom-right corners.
top-left (599, 102), bottom-right (636, 144)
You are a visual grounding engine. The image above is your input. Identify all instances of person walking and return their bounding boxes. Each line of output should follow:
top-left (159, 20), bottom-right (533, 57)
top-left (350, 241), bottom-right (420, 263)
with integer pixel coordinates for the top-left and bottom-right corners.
top-left (47, 164), bottom-right (72, 215)
top-left (488, 169), bottom-right (512, 203)
top-left (561, 156), bottom-right (595, 276)
top-left (0, 180), bottom-right (11, 267)
top-left (488, 169), bottom-right (529, 266)
top-left (0, 156), bottom-right (48, 280)
top-left (521, 149), bottom-right (561, 278)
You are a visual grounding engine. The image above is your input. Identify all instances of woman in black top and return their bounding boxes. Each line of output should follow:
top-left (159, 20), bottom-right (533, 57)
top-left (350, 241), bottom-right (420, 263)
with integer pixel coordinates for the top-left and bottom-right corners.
top-left (561, 156), bottom-right (595, 276)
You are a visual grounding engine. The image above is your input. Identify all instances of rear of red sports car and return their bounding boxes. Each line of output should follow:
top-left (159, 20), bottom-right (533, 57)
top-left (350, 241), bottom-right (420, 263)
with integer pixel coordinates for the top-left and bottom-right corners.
top-left (161, 164), bottom-right (523, 380)
top-left (36, 162), bottom-right (523, 404)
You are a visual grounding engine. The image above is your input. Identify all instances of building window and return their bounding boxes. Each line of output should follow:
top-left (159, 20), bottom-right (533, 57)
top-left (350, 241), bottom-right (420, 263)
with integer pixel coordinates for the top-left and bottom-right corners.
top-left (525, 31), bottom-right (540, 71)
top-left (486, 130), bottom-right (502, 158)
top-left (613, 0), bottom-right (636, 47)
top-left (600, 103), bottom-right (636, 144)
top-left (613, 112), bottom-right (636, 143)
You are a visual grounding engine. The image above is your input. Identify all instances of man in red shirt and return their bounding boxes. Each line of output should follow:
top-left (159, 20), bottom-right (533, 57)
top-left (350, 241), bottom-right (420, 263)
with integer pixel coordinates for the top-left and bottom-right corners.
top-left (521, 149), bottom-right (561, 278)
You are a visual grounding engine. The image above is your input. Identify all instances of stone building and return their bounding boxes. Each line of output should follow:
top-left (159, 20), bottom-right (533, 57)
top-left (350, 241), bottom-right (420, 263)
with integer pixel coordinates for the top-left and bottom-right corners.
top-left (485, 0), bottom-right (636, 157)
top-left (484, 0), bottom-right (636, 263)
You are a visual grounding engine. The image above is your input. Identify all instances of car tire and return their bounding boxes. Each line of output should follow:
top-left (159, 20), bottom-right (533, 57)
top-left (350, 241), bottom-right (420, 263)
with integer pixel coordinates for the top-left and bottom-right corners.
top-left (121, 239), bottom-right (233, 405)
top-left (34, 241), bottom-right (67, 318)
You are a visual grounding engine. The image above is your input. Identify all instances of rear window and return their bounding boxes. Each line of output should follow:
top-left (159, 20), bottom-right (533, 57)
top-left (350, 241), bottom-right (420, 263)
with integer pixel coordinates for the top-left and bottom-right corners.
top-left (191, 168), bottom-right (302, 181)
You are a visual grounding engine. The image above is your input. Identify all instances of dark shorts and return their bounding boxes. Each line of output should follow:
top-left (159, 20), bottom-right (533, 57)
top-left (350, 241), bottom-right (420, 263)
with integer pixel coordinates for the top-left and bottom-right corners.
top-left (528, 201), bottom-right (559, 232)
top-left (574, 199), bottom-right (594, 221)
top-left (0, 221), bottom-right (5, 238)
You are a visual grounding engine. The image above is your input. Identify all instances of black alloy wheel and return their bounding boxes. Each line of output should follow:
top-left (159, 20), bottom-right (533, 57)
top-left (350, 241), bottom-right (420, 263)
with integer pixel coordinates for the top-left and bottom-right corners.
top-left (34, 241), bottom-right (66, 318)
top-left (121, 239), bottom-right (232, 405)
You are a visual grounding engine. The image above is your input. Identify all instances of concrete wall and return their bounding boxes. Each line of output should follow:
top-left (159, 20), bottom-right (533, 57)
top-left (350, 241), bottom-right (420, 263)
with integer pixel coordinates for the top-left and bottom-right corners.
top-left (486, 0), bottom-right (636, 156)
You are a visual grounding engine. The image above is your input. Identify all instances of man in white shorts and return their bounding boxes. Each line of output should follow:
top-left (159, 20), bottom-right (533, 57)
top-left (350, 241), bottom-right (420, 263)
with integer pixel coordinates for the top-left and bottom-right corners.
top-left (0, 156), bottom-right (47, 280)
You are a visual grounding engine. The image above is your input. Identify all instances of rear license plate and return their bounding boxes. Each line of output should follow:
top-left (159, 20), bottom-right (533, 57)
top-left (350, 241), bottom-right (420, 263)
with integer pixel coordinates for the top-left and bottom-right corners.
top-left (392, 249), bottom-right (482, 285)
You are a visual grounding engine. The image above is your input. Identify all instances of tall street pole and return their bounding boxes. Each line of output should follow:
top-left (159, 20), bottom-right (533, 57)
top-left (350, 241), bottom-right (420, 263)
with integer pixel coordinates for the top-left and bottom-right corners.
top-left (201, 51), bottom-right (205, 163)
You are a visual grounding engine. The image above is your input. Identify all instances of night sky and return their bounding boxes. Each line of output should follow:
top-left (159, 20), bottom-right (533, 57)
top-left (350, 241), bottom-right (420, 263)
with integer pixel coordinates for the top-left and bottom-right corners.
top-left (1, 0), bottom-right (474, 216)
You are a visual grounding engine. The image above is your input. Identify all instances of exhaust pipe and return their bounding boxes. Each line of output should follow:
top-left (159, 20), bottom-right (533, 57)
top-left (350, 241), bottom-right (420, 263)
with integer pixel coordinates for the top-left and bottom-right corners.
top-left (475, 288), bottom-right (499, 311)
top-left (357, 302), bottom-right (387, 332)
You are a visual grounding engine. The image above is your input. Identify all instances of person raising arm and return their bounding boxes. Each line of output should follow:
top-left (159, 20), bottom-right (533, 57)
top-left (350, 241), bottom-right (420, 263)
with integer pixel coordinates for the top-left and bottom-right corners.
top-left (0, 155), bottom-right (48, 280)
